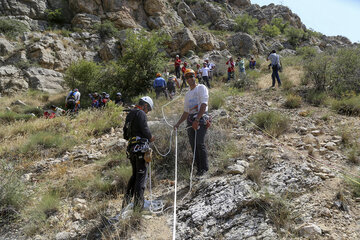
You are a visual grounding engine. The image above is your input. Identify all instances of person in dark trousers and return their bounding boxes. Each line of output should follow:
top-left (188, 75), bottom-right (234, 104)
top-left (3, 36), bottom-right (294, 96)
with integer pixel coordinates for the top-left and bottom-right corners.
top-left (174, 69), bottom-right (210, 178)
top-left (153, 73), bottom-right (168, 99)
top-left (122, 96), bottom-right (155, 212)
top-left (167, 75), bottom-right (177, 99)
top-left (180, 62), bottom-right (188, 91)
top-left (249, 57), bottom-right (256, 69)
top-left (174, 55), bottom-right (181, 79)
top-left (267, 50), bottom-right (282, 88)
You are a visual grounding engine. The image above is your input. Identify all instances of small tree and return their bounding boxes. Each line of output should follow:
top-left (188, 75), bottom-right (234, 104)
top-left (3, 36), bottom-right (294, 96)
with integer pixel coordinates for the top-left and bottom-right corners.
top-left (94, 20), bottom-right (119, 38)
top-left (234, 14), bottom-right (258, 35)
top-left (115, 30), bottom-right (169, 99)
top-left (304, 53), bottom-right (333, 91)
top-left (0, 19), bottom-right (29, 40)
top-left (45, 9), bottom-right (64, 24)
top-left (64, 60), bottom-right (103, 95)
top-left (262, 24), bottom-right (281, 38)
top-left (271, 18), bottom-right (289, 33)
top-left (285, 26), bottom-right (305, 46)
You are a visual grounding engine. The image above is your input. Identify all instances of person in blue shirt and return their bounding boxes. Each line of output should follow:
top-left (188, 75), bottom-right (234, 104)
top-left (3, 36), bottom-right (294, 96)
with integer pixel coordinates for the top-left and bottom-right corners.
top-left (153, 73), bottom-right (168, 99)
top-left (249, 57), bottom-right (256, 69)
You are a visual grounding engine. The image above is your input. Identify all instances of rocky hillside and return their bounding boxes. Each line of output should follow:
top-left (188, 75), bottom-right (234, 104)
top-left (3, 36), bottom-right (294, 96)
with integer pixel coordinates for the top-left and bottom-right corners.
top-left (0, 0), bottom-right (354, 95)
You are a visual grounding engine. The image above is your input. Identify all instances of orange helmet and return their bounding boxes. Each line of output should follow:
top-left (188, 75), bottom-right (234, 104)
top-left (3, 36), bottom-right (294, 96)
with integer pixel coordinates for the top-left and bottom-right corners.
top-left (156, 73), bottom-right (161, 77)
top-left (184, 68), bottom-right (196, 77)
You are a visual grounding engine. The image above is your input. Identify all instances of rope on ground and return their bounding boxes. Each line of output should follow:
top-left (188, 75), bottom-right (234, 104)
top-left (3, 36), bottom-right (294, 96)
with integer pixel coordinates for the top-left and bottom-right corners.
top-left (172, 129), bottom-right (178, 240)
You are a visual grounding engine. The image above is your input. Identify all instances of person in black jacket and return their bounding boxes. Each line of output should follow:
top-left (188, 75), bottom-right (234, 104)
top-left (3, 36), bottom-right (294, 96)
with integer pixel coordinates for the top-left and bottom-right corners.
top-left (122, 96), bottom-right (155, 211)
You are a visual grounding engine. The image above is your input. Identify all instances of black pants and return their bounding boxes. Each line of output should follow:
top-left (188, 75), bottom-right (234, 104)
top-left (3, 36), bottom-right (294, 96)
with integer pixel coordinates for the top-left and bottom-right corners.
top-left (180, 74), bottom-right (188, 91)
top-left (202, 76), bottom-right (211, 88)
top-left (187, 120), bottom-right (208, 174)
top-left (175, 66), bottom-right (181, 79)
top-left (123, 153), bottom-right (148, 211)
top-left (155, 86), bottom-right (168, 99)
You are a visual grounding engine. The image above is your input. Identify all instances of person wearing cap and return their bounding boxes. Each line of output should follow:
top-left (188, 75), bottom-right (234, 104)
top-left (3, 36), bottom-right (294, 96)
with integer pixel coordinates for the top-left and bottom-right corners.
top-left (153, 73), bottom-right (168, 99)
top-left (174, 55), bottom-right (182, 79)
top-left (122, 96), bottom-right (155, 212)
top-left (115, 92), bottom-right (124, 106)
top-left (89, 92), bottom-right (101, 108)
top-left (100, 92), bottom-right (111, 107)
top-left (65, 88), bottom-right (81, 112)
top-left (174, 69), bottom-right (210, 178)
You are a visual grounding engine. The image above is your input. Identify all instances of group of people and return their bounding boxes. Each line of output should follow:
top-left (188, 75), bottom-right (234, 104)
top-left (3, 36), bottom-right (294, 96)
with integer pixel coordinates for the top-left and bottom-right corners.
top-left (225, 56), bottom-right (257, 82)
top-left (125, 67), bottom-right (210, 212)
top-left (89, 92), bottom-right (124, 108)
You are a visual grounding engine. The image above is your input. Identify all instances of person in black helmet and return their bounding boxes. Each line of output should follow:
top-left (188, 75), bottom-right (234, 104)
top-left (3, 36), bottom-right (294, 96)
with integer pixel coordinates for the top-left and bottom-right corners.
top-left (122, 96), bottom-right (155, 212)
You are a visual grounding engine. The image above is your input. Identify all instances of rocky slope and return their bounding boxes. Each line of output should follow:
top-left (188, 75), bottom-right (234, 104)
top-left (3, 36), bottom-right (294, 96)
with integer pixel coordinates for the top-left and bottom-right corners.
top-left (0, 0), bottom-right (354, 95)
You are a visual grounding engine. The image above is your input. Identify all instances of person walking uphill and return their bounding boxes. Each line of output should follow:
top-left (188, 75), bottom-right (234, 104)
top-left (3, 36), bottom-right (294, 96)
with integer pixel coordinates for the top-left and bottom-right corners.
top-left (153, 73), bottom-right (168, 99)
top-left (174, 69), bottom-right (210, 177)
top-left (174, 55), bottom-right (182, 79)
top-left (122, 96), bottom-right (155, 212)
top-left (65, 88), bottom-right (81, 112)
top-left (267, 50), bottom-right (282, 88)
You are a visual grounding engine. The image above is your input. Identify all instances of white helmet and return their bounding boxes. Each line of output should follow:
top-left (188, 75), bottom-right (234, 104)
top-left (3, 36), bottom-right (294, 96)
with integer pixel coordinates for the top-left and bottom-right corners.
top-left (140, 96), bottom-right (154, 111)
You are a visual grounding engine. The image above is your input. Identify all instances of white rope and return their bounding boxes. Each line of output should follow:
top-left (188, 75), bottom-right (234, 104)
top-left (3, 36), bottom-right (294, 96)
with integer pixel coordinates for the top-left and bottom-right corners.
top-left (172, 129), bottom-right (178, 240)
top-left (153, 130), bottom-right (174, 157)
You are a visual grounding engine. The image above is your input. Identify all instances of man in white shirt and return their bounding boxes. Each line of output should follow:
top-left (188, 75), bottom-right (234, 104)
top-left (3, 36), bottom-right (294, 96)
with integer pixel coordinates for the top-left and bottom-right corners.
top-left (205, 58), bottom-right (215, 81)
top-left (200, 62), bottom-right (211, 88)
top-left (174, 69), bottom-right (210, 177)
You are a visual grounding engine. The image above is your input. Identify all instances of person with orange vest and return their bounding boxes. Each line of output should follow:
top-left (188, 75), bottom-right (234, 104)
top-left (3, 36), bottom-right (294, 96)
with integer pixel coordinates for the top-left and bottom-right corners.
top-left (180, 61), bottom-right (188, 91)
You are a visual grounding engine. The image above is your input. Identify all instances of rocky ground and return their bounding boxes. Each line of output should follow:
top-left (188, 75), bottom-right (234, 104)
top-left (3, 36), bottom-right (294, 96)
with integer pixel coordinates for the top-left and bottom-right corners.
top-left (1, 78), bottom-right (359, 239)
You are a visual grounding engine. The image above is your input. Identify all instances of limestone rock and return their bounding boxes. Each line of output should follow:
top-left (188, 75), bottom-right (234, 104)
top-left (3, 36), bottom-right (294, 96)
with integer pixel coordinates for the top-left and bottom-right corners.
top-left (24, 67), bottom-right (65, 93)
top-left (144, 0), bottom-right (167, 16)
top-left (0, 0), bottom-right (47, 19)
top-left (27, 43), bottom-right (56, 69)
top-left (69, 0), bottom-right (102, 15)
top-left (98, 38), bottom-right (121, 61)
top-left (0, 65), bottom-right (28, 94)
top-left (230, 32), bottom-right (257, 56)
top-left (172, 28), bottom-right (197, 56)
top-left (71, 13), bottom-right (101, 29)
top-left (55, 231), bottom-right (72, 240)
top-left (0, 38), bottom-right (15, 56)
top-left (106, 7), bottom-right (139, 29)
top-left (298, 224), bottom-right (322, 239)
top-left (177, 2), bottom-right (196, 27)
top-left (193, 31), bottom-right (220, 51)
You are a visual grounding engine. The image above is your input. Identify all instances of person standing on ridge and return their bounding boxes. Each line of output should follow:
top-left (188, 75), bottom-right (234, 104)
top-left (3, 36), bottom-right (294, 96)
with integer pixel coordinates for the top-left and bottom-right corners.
top-left (122, 96), bottom-right (155, 212)
top-left (174, 69), bottom-right (210, 178)
top-left (174, 55), bottom-right (182, 79)
top-left (153, 73), bottom-right (168, 99)
top-left (200, 62), bottom-right (211, 88)
top-left (267, 50), bottom-right (282, 88)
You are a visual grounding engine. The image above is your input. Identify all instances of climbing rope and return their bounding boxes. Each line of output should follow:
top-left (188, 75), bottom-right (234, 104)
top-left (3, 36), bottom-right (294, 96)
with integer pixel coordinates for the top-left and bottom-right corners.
top-left (172, 129), bottom-right (178, 240)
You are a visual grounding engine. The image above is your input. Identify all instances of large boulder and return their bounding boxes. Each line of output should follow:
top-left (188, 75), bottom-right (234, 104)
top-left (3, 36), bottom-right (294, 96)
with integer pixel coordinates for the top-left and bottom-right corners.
top-left (171, 28), bottom-right (197, 56)
top-left (193, 0), bottom-right (228, 27)
top-left (0, 0), bottom-right (47, 19)
top-left (27, 43), bottom-right (56, 69)
top-left (98, 38), bottom-right (121, 61)
top-left (193, 31), bottom-right (220, 51)
top-left (24, 67), bottom-right (65, 93)
top-left (69, 0), bottom-right (102, 15)
top-left (106, 7), bottom-right (139, 29)
top-left (177, 2), bottom-right (196, 27)
top-left (0, 38), bottom-right (15, 56)
top-left (230, 32), bottom-right (257, 56)
top-left (0, 65), bottom-right (28, 95)
top-left (144, 0), bottom-right (167, 16)
top-left (71, 13), bottom-right (101, 29)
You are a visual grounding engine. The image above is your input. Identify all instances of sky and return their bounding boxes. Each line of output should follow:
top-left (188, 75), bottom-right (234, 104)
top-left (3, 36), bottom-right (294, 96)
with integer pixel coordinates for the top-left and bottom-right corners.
top-left (250, 0), bottom-right (360, 43)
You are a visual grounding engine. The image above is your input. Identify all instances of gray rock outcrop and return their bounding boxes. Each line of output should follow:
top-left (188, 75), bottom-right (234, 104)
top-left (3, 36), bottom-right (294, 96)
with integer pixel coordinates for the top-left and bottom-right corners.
top-left (24, 67), bottom-right (65, 93)
top-left (0, 65), bottom-right (28, 94)
top-left (230, 32), bottom-right (257, 56)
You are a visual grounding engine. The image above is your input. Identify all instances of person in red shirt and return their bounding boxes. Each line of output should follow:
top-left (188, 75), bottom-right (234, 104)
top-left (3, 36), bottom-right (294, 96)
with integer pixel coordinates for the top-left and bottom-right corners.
top-left (180, 61), bottom-right (188, 91)
top-left (226, 57), bottom-right (235, 82)
top-left (174, 55), bottom-right (182, 79)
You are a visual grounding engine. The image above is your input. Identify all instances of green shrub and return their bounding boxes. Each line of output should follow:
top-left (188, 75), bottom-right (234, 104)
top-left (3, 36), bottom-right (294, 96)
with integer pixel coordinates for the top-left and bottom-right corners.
top-left (250, 111), bottom-right (289, 137)
top-left (94, 20), bottom-right (119, 38)
top-left (346, 175), bottom-right (360, 198)
top-left (347, 144), bottom-right (360, 164)
top-left (305, 89), bottom-right (328, 106)
top-left (331, 95), bottom-right (360, 116)
top-left (296, 46), bottom-right (318, 60)
top-left (231, 70), bottom-right (260, 90)
top-left (45, 9), bottom-right (64, 24)
top-left (0, 111), bottom-right (33, 123)
top-left (284, 94), bottom-right (302, 109)
top-left (285, 26), bottom-right (305, 46)
top-left (0, 161), bottom-right (26, 223)
top-left (271, 18), bottom-right (289, 33)
top-left (0, 18), bottom-right (29, 39)
top-left (210, 92), bottom-right (225, 110)
top-left (234, 14), bottom-right (258, 35)
top-left (303, 53), bottom-right (333, 91)
top-left (262, 24), bottom-right (280, 37)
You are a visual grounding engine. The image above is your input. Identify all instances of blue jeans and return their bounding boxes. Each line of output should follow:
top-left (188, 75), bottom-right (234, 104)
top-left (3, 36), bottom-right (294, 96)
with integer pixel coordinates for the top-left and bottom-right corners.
top-left (227, 71), bottom-right (234, 81)
top-left (271, 65), bottom-right (281, 87)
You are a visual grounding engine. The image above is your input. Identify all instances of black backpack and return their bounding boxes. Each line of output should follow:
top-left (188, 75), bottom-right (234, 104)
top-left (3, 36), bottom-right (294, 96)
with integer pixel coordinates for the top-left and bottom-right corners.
top-left (123, 109), bottom-right (139, 140)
